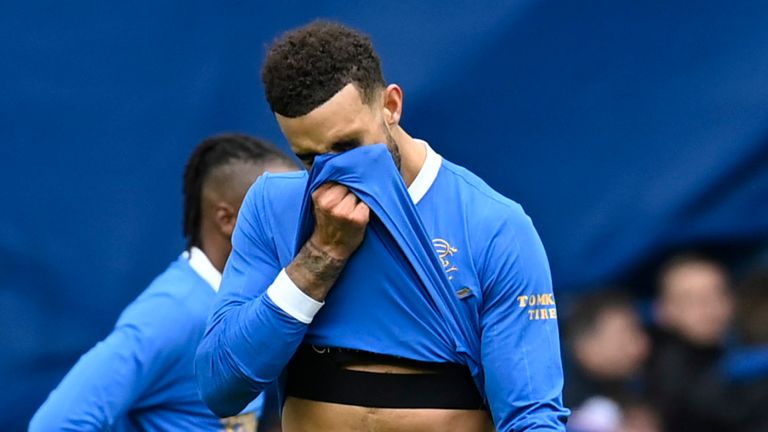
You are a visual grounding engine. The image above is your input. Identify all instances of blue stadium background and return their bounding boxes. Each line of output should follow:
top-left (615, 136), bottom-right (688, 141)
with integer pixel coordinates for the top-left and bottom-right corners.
top-left (2, 1), bottom-right (768, 429)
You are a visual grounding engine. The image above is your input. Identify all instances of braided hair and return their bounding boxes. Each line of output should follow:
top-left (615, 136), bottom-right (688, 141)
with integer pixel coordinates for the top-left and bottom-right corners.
top-left (182, 133), bottom-right (294, 249)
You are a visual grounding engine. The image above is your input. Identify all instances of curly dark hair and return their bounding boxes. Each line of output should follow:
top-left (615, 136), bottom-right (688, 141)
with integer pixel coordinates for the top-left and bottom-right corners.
top-left (261, 20), bottom-right (385, 118)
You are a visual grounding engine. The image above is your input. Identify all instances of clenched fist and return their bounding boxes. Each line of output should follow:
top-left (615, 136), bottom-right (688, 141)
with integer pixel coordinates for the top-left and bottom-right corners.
top-left (285, 183), bottom-right (370, 301)
top-left (309, 183), bottom-right (370, 260)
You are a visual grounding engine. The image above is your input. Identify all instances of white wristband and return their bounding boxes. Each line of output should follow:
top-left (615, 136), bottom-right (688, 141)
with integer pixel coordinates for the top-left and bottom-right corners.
top-left (266, 269), bottom-right (324, 324)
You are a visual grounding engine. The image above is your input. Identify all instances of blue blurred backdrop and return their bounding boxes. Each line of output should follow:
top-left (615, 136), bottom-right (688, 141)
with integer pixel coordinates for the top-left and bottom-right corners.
top-left (2, 0), bottom-right (768, 429)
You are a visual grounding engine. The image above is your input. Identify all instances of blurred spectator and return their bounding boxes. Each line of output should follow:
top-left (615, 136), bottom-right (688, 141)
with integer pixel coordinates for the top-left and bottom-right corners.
top-left (568, 396), bottom-right (621, 432)
top-left (647, 253), bottom-right (733, 431)
top-left (568, 396), bottom-right (661, 432)
top-left (618, 398), bottom-right (661, 432)
top-left (686, 267), bottom-right (768, 431)
top-left (654, 253), bottom-right (733, 346)
top-left (564, 291), bottom-right (650, 410)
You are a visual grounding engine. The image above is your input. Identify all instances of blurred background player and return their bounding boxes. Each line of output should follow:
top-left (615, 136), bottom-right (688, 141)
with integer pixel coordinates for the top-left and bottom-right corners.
top-left (647, 253), bottom-right (733, 431)
top-left (29, 134), bottom-right (296, 431)
top-left (564, 291), bottom-right (655, 432)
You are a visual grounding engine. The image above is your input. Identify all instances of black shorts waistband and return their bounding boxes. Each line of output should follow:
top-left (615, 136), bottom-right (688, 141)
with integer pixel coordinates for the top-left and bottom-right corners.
top-left (285, 344), bottom-right (486, 409)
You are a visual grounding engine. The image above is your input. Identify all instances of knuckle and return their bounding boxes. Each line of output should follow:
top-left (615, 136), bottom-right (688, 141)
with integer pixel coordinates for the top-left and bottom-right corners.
top-left (352, 214), bottom-right (367, 226)
top-left (315, 200), bottom-right (331, 211)
top-left (315, 194), bottom-right (334, 209)
top-left (330, 207), bottom-right (346, 219)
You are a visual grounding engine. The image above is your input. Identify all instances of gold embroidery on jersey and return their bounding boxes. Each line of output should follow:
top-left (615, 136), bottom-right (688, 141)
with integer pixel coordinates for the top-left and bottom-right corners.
top-left (432, 238), bottom-right (459, 280)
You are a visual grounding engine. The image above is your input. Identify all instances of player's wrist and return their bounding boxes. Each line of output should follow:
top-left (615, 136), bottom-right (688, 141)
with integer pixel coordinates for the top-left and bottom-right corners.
top-left (307, 234), bottom-right (352, 261)
top-left (286, 238), bottom-right (348, 301)
top-left (267, 269), bottom-right (324, 324)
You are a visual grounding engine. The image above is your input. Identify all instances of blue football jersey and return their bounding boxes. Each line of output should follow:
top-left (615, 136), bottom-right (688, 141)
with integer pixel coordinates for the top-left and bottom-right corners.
top-left (31, 252), bottom-right (261, 431)
top-left (196, 143), bottom-right (568, 431)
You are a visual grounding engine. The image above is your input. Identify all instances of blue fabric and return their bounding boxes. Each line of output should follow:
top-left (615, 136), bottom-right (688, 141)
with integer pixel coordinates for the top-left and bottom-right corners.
top-left (197, 144), bottom-right (568, 430)
top-left (722, 345), bottom-right (768, 382)
top-left (294, 146), bottom-right (476, 368)
top-left (30, 256), bottom-right (261, 431)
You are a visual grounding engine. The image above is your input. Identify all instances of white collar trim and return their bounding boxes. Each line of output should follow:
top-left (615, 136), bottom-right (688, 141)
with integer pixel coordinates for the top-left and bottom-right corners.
top-left (407, 139), bottom-right (442, 205)
top-left (184, 246), bottom-right (222, 293)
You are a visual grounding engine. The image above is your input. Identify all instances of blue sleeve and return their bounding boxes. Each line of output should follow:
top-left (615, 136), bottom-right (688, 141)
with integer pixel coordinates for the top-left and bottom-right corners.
top-left (479, 208), bottom-right (569, 431)
top-left (195, 177), bottom-right (309, 418)
top-left (29, 296), bottom-right (188, 431)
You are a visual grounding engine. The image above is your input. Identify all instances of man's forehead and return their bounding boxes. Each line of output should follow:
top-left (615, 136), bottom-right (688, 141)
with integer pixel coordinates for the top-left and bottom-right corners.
top-left (276, 84), bottom-right (373, 149)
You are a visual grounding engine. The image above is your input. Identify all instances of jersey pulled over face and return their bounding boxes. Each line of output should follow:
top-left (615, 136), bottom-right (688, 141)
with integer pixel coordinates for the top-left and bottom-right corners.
top-left (211, 142), bottom-right (568, 430)
top-left (275, 84), bottom-right (398, 170)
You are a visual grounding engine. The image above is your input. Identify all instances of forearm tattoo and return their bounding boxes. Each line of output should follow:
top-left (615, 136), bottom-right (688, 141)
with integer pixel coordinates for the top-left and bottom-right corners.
top-left (298, 239), bottom-right (347, 284)
top-left (287, 239), bottom-right (348, 300)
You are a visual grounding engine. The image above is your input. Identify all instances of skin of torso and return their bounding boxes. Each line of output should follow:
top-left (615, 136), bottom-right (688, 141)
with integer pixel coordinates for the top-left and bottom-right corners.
top-left (281, 364), bottom-right (495, 432)
top-left (282, 398), bottom-right (494, 432)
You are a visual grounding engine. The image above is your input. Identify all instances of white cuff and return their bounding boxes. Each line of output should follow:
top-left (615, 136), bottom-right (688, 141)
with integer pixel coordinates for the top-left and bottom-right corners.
top-left (266, 269), bottom-right (324, 324)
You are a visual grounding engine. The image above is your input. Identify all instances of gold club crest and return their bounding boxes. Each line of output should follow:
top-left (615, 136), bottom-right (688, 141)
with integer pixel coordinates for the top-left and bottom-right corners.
top-left (432, 238), bottom-right (459, 279)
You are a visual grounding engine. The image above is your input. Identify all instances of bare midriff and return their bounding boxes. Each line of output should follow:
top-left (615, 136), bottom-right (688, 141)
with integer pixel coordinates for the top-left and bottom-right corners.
top-left (281, 363), bottom-right (495, 432)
